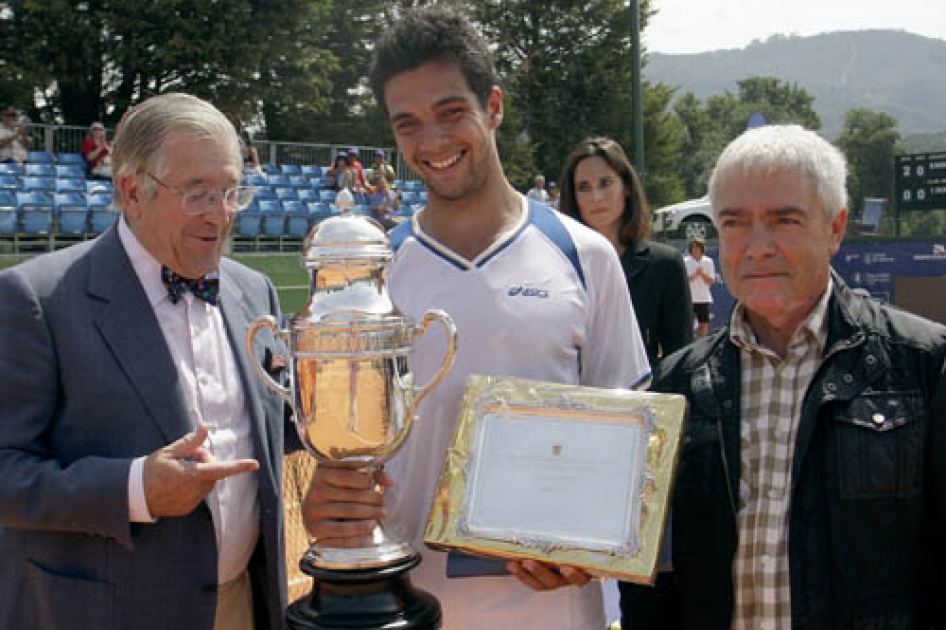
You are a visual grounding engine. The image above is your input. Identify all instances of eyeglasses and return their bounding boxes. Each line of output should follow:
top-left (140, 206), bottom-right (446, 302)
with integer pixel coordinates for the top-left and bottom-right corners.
top-left (144, 172), bottom-right (254, 215)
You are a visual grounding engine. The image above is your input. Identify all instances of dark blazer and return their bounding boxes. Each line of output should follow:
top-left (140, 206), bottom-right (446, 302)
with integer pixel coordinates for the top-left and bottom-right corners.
top-left (620, 238), bottom-right (694, 365)
top-left (0, 226), bottom-right (289, 630)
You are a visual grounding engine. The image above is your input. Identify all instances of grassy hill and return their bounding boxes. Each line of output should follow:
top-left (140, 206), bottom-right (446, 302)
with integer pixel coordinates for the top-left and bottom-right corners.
top-left (646, 29), bottom-right (946, 140)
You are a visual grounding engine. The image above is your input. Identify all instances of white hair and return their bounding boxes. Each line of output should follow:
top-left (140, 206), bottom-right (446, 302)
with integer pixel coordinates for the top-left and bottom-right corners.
top-left (708, 124), bottom-right (848, 221)
top-left (111, 93), bottom-right (241, 209)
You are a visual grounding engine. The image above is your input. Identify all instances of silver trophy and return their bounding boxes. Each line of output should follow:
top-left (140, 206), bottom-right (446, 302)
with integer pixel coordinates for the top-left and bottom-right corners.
top-left (246, 213), bottom-right (455, 629)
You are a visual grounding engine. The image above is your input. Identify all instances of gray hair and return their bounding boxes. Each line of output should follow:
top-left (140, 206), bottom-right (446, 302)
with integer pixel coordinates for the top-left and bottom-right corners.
top-left (111, 93), bottom-right (240, 209)
top-left (708, 125), bottom-right (848, 221)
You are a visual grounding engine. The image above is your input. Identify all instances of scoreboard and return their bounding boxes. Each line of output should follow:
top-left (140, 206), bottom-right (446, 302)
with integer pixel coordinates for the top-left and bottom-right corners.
top-left (895, 152), bottom-right (946, 211)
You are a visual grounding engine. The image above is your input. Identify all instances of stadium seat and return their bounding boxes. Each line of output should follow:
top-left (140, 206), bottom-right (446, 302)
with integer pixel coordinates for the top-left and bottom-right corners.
top-left (25, 163), bottom-right (55, 178)
top-left (282, 200), bottom-right (305, 215)
top-left (57, 153), bottom-right (87, 166)
top-left (296, 189), bottom-right (318, 203)
top-left (21, 177), bottom-right (56, 192)
top-left (18, 196), bottom-right (54, 235)
top-left (417, 190), bottom-right (427, 203)
top-left (258, 200), bottom-right (283, 214)
top-left (236, 211), bottom-right (262, 237)
top-left (86, 180), bottom-right (113, 194)
top-left (400, 191), bottom-right (418, 205)
top-left (57, 192), bottom-right (90, 234)
top-left (0, 209), bottom-right (16, 235)
top-left (262, 163), bottom-right (280, 175)
top-left (262, 213), bottom-right (286, 236)
top-left (274, 187), bottom-right (297, 201)
top-left (286, 214), bottom-right (310, 237)
top-left (318, 190), bottom-right (337, 203)
top-left (300, 165), bottom-right (322, 178)
top-left (244, 172), bottom-right (267, 187)
top-left (267, 174), bottom-right (289, 187)
top-left (54, 165), bottom-right (86, 179)
top-left (27, 151), bottom-right (55, 164)
top-left (89, 208), bottom-right (118, 233)
top-left (280, 164), bottom-right (301, 176)
top-left (317, 176), bottom-right (335, 190)
top-left (56, 178), bottom-right (86, 193)
top-left (88, 191), bottom-right (113, 209)
top-left (253, 186), bottom-right (276, 201)
top-left (0, 190), bottom-right (15, 206)
top-left (0, 175), bottom-right (16, 189)
top-left (0, 163), bottom-right (19, 176)
top-left (287, 175), bottom-right (308, 189)
top-left (307, 202), bottom-right (333, 221)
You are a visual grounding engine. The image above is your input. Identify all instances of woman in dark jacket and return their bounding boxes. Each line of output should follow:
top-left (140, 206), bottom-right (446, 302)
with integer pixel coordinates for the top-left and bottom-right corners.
top-left (560, 136), bottom-right (693, 364)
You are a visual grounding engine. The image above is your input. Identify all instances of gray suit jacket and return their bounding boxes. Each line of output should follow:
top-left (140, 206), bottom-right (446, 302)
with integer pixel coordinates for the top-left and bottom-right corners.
top-left (0, 226), bottom-right (289, 630)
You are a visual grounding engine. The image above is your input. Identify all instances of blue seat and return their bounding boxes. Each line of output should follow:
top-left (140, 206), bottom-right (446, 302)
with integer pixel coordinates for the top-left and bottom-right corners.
top-left (318, 190), bottom-right (337, 203)
top-left (86, 180), bottom-right (113, 194)
top-left (274, 187), bottom-right (297, 201)
top-left (21, 177), bottom-right (56, 192)
top-left (267, 174), bottom-right (289, 187)
top-left (417, 190), bottom-right (428, 203)
top-left (253, 186), bottom-right (276, 200)
top-left (0, 189), bottom-right (15, 206)
top-left (307, 202), bottom-right (332, 219)
top-left (400, 190), bottom-right (418, 205)
top-left (0, 209), bottom-right (16, 235)
top-left (19, 203), bottom-right (54, 235)
top-left (17, 190), bottom-right (54, 208)
top-left (0, 163), bottom-right (20, 175)
top-left (300, 165), bottom-right (322, 178)
top-left (287, 175), bottom-right (309, 189)
top-left (27, 151), bottom-right (55, 164)
top-left (262, 214), bottom-right (285, 236)
top-left (25, 163), bottom-right (55, 177)
top-left (54, 165), bottom-right (86, 179)
top-left (262, 163), bottom-right (280, 175)
top-left (244, 172), bottom-right (267, 187)
top-left (282, 200), bottom-right (305, 215)
top-left (258, 200), bottom-right (283, 214)
top-left (0, 174), bottom-right (16, 189)
top-left (317, 176), bottom-right (335, 190)
top-left (286, 214), bottom-right (310, 236)
top-left (89, 208), bottom-right (118, 233)
top-left (88, 192), bottom-right (113, 209)
top-left (236, 211), bottom-right (262, 236)
top-left (56, 178), bottom-right (86, 193)
top-left (57, 153), bottom-right (87, 166)
top-left (280, 164), bottom-right (301, 176)
top-left (353, 191), bottom-right (368, 206)
top-left (296, 189), bottom-right (319, 203)
top-left (58, 207), bottom-right (90, 235)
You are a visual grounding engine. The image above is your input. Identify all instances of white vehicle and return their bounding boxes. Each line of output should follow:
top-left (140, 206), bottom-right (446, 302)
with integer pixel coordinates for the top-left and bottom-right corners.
top-left (651, 196), bottom-right (715, 240)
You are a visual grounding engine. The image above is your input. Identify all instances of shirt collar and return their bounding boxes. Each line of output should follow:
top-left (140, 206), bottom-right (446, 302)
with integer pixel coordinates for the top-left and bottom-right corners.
top-left (118, 218), bottom-right (220, 309)
top-left (730, 277), bottom-right (833, 358)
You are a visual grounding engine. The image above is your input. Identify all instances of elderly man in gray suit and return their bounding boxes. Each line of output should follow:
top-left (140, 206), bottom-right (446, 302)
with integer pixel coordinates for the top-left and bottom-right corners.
top-left (0, 93), bottom-right (290, 630)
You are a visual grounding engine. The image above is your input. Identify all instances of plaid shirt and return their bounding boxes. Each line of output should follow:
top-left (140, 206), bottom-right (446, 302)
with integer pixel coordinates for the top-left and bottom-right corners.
top-left (729, 282), bottom-right (832, 630)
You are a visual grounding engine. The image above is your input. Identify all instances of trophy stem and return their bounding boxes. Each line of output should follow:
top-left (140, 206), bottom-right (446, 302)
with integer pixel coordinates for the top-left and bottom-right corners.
top-left (287, 547), bottom-right (441, 630)
top-left (303, 522), bottom-right (415, 571)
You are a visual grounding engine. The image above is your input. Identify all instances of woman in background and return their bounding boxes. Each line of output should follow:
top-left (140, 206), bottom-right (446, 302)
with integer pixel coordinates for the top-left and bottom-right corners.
top-left (560, 136), bottom-right (693, 365)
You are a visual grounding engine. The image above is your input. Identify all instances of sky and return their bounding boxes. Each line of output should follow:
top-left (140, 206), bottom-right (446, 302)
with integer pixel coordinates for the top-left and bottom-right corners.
top-left (645, 0), bottom-right (946, 54)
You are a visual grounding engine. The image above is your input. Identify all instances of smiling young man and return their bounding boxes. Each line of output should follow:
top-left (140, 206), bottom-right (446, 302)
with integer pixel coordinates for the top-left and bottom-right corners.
top-left (0, 93), bottom-right (291, 630)
top-left (303, 6), bottom-right (650, 630)
top-left (620, 125), bottom-right (946, 630)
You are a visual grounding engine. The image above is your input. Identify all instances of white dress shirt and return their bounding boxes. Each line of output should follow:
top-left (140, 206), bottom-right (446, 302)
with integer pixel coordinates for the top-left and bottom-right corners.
top-left (119, 218), bottom-right (260, 585)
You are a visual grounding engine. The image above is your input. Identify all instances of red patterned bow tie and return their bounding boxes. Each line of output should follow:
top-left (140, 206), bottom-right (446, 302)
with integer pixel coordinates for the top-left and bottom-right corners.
top-left (161, 267), bottom-right (220, 306)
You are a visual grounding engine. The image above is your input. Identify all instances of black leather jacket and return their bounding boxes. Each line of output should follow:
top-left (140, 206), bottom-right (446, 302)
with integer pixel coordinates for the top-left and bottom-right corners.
top-left (621, 275), bottom-right (946, 630)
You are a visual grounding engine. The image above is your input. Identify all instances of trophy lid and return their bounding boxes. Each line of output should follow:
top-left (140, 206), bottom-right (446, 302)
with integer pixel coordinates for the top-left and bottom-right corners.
top-left (302, 214), bottom-right (392, 267)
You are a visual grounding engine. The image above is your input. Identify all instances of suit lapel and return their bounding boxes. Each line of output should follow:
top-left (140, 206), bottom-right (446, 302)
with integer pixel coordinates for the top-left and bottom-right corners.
top-left (623, 239), bottom-right (651, 280)
top-left (218, 267), bottom-right (278, 491)
top-left (89, 226), bottom-right (192, 444)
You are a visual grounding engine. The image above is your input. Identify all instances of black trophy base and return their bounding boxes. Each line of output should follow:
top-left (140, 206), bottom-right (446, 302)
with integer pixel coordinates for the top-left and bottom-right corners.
top-left (286, 553), bottom-right (441, 630)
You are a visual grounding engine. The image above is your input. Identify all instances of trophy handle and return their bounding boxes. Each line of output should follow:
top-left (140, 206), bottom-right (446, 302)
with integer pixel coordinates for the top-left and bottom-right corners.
top-left (246, 315), bottom-right (293, 408)
top-left (410, 309), bottom-right (457, 413)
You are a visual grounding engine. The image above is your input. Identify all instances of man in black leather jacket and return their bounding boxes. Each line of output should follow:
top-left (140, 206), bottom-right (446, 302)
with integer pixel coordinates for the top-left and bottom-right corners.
top-left (620, 125), bottom-right (946, 630)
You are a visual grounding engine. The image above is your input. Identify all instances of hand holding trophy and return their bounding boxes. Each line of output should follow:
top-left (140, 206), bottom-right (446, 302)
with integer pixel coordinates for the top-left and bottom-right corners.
top-left (247, 214), bottom-right (456, 629)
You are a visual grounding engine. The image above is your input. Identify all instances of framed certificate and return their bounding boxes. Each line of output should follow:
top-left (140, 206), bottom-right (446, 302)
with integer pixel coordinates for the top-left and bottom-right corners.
top-left (424, 374), bottom-right (686, 584)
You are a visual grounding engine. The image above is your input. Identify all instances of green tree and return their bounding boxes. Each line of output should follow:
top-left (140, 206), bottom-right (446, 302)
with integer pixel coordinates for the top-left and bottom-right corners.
top-left (0, 0), bottom-right (335, 129)
top-left (836, 107), bottom-right (902, 220)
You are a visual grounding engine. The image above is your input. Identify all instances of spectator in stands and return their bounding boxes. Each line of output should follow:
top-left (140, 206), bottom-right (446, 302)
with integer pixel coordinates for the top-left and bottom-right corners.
top-left (0, 105), bottom-right (30, 165)
top-left (305, 6), bottom-right (650, 630)
top-left (547, 181), bottom-right (560, 210)
top-left (0, 92), bottom-right (292, 630)
top-left (560, 135), bottom-right (693, 365)
top-left (346, 146), bottom-right (367, 191)
top-left (684, 236), bottom-right (715, 336)
top-left (328, 152), bottom-right (354, 191)
top-left (526, 173), bottom-right (549, 203)
top-left (240, 132), bottom-right (262, 174)
top-left (368, 170), bottom-right (399, 228)
top-left (81, 121), bottom-right (113, 179)
top-left (371, 148), bottom-right (396, 184)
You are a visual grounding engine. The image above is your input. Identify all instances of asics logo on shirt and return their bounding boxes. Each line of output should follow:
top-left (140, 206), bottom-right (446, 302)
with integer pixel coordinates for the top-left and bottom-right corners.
top-left (507, 285), bottom-right (549, 298)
